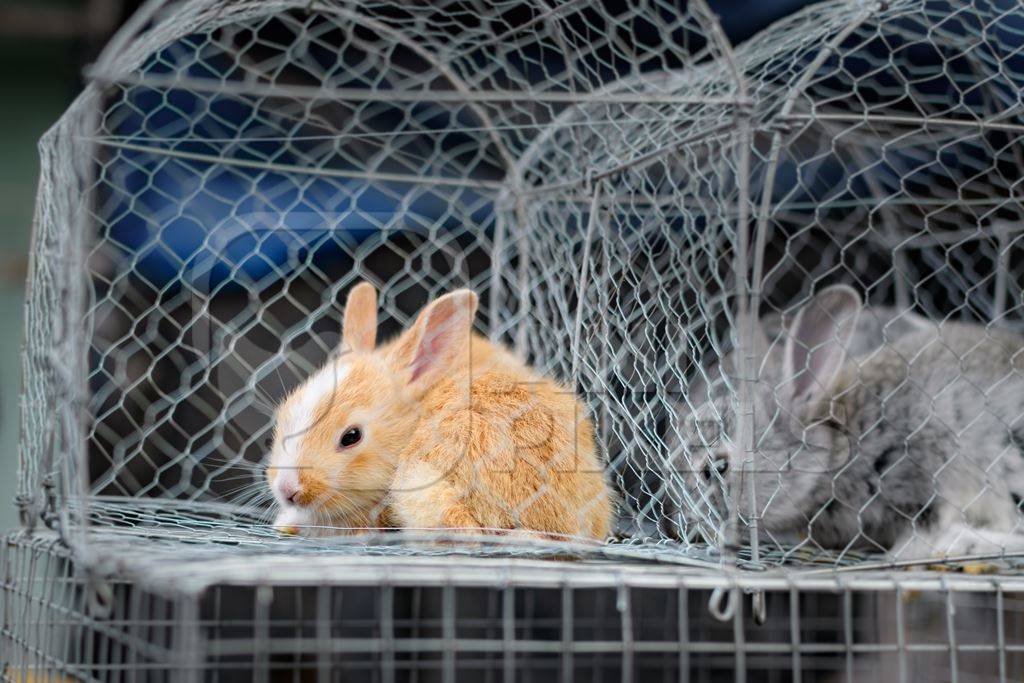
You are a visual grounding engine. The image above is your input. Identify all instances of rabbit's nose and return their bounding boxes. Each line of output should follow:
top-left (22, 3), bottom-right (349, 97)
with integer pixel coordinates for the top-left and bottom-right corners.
top-left (277, 479), bottom-right (304, 506)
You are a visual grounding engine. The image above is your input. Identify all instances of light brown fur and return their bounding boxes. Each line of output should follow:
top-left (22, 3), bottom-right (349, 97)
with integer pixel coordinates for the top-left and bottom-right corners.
top-left (267, 283), bottom-right (613, 540)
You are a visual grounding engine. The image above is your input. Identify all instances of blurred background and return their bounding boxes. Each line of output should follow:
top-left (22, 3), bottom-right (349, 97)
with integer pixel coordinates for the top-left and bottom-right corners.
top-left (0, 0), bottom-right (822, 530)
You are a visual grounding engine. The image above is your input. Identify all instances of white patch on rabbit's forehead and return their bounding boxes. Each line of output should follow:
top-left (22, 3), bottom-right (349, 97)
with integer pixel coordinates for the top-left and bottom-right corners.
top-left (278, 360), bottom-right (351, 461)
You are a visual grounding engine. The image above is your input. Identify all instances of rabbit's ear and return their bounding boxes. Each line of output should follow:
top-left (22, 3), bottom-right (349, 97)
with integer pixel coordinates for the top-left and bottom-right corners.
top-left (342, 282), bottom-right (378, 353)
top-left (782, 285), bottom-right (862, 408)
top-left (393, 289), bottom-right (478, 395)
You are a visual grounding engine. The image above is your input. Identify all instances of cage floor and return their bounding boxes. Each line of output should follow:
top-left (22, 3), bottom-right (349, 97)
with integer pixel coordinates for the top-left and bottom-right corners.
top-left (26, 498), bottom-right (1024, 592)
top-left (6, 527), bottom-right (1024, 599)
top-left (77, 498), bottom-right (882, 569)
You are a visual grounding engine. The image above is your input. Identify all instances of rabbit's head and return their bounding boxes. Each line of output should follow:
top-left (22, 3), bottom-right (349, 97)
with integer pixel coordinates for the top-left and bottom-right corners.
top-left (678, 285), bottom-right (862, 537)
top-left (266, 282), bottom-right (479, 530)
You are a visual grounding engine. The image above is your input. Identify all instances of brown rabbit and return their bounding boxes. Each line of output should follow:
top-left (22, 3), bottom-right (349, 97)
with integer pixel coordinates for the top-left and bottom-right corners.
top-left (267, 282), bottom-right (613, 541)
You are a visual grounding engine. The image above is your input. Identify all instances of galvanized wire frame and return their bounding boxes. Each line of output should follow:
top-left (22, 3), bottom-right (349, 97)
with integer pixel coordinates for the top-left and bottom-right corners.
top-left (10, 0), bottom-right (1024, 680)
top-left (8, 530), bottom-right (1024, 683)
top-left (9, 0), bottom-right (1024, 668)
top-left (500, 0), bottom-right (1024, 570)
top-left (20, 0), bottom-right (768, 561)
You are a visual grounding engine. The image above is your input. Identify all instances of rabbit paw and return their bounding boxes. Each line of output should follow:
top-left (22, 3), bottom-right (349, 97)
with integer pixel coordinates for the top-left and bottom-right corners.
top-left (905, 523), bottom-right (1024, 563)
top-left (273, 507), bottom-right (307, 536)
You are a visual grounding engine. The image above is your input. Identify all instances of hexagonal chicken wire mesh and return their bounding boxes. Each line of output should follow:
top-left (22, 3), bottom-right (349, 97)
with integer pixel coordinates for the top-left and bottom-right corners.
top-left (15, 0), bottom-right (1024, 574)
top-left (500, 0), bottom-right (1024, 568)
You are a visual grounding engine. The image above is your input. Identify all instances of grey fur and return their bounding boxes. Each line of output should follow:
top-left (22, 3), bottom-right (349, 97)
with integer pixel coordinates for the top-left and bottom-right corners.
top-left (678, 285), bottom-right (1024, 560)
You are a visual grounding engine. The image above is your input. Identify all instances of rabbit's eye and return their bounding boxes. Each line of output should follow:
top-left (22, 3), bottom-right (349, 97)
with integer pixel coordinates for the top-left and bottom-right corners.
top-left (339, 427), bottom-right (362, 449)
top-left (701, 458), bottom-right (728, 481)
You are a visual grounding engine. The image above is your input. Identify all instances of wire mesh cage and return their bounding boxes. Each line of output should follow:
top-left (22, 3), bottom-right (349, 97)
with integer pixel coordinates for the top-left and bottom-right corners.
top-left (9, 531), bottom-right (1024, 683)
top-left (507, 0), bottom-right (1024, 567)
top-left (9, 0), bottom-right (1024, 679)
top-left (17, 0), bottom-right (763, 561)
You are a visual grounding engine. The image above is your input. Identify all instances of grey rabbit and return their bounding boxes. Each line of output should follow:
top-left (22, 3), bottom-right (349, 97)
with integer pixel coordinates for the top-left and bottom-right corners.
top-left (663, 295), bottom-right (926, 544)
top-left (679, 284), bottom-right (1024, 560)
top-left (663, 294), bottom-right (929, 544)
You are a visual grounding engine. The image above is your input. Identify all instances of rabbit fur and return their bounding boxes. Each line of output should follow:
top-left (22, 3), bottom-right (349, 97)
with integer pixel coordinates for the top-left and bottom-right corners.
top-left (679, 285), bottom-right (1024, 560)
